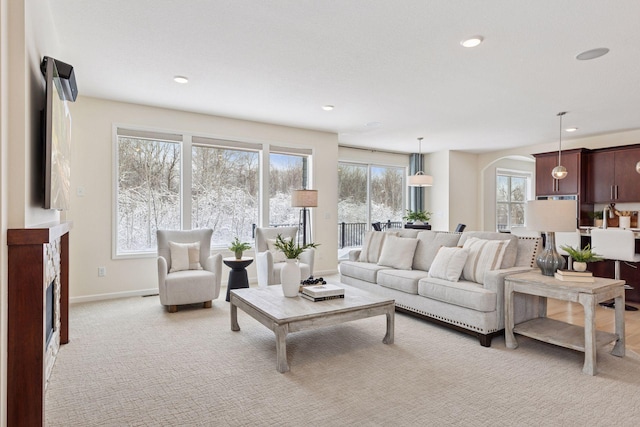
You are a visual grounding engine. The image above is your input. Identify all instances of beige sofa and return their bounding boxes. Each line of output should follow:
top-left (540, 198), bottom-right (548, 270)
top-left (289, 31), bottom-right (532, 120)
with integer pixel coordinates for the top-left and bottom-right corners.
top-left (339, 229), bottom-right (542, 346)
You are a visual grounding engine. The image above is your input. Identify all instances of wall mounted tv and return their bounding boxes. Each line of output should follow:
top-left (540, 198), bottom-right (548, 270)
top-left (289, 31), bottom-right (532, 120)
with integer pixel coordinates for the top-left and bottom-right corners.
top-left (40, 56), bottom-right (78, 210)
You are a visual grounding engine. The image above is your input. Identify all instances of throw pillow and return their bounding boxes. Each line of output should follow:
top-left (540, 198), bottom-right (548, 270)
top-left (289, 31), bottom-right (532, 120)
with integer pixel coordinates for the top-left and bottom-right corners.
top-left (359, 231), bottom-right (393, 263)
top-left (377, 235), bottom-right (419, 270)
top-left (461, 238), bottom-right (509, 283)
top-left (168, 241), bottom-right (202, 273)
top-left (428, 247), bottom-right (469, 282)
top-left (413, 231), bottom-right (462, 271)
top-left (266, 238), bottom-right (287, 263)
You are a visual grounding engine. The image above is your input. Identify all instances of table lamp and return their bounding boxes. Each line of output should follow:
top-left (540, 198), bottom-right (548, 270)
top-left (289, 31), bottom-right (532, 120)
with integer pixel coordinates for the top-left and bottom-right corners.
top-left (291, 189), bottom-right (318, 246)
top-left (525, 199), bottom-right (577, 276)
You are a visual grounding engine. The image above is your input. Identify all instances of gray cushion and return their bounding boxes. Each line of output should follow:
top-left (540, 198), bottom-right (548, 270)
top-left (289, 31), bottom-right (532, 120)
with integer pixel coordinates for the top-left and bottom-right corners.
top-left (339, 261), bottom-right (391, 283)
top-left (458, 231), bottom-right (518, 269)
top-left (418, 277), bottom-right (496, 312)
top-left (377, 235), bottom-right (419, 270)
top-left (377, 269), bottom-right (429, 294)
top-left (412, 231), bottom-right (462, 271)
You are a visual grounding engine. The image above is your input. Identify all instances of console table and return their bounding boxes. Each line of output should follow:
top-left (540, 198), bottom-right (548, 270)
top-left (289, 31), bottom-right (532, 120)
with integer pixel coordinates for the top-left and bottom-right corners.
top-left (505, 271), bottom-right (625, 375)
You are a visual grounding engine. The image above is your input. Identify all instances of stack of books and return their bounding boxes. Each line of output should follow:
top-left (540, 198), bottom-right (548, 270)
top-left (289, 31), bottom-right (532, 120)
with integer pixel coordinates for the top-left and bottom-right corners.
top-left (554, 269), bottom-right (594, 282)
top-left (299, 283), bottom-right (345, 301)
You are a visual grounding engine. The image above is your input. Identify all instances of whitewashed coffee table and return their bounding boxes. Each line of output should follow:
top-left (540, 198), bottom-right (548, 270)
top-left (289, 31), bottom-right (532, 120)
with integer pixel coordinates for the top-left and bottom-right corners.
top-left (230, 284), bottom-right (395, 373)
top-left (505, 271), bottom-right (625, 375)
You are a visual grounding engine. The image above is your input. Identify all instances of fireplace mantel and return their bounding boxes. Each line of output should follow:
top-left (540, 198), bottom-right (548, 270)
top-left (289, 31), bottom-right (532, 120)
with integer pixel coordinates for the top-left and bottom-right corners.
top-left (7, 221), bottom-right (71, 426)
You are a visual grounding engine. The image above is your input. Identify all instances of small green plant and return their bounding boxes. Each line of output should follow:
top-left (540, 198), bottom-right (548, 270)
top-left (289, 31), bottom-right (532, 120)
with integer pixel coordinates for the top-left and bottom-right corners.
top-left (229, 237), bottom-right (251, 259)
top-left (274, 234), bottom-right (318, 259)
top-left (403, 209), bottom-right (432, 223)
top-left (559, 243), bottom-right (604, 263)
top-left (588, 211), bottom-right (603, 220)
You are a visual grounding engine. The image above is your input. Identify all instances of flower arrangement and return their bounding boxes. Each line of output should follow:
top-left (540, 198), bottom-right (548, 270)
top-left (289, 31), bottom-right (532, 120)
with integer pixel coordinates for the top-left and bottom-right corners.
top-left (559, 243), bottom-right (604, 263)
top-left (403, 209), bottom-right (432, 223)
top-left (274, 234), bottom-right (318, 259)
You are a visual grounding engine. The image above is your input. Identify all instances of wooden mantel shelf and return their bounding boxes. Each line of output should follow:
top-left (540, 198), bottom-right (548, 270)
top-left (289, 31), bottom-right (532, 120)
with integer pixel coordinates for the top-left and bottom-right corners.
top-left (7, 220), bottom-right (72, 426)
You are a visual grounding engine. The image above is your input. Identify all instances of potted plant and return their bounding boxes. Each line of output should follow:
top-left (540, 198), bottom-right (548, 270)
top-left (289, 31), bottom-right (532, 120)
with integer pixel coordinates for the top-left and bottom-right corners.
top-left (588, 211), bottom-right (603, 227)
top-left (274, 235), bottom-right (319, 297)
top-left (559, 243), bottom-right (604, 271)
top-left (403, 209), bottom-right (432, 225)
top-left (228, 237), bottom-right (251, 260)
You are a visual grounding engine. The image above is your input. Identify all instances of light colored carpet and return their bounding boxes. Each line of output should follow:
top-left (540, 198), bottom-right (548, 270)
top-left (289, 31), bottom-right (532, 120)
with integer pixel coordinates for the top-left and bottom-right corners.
top-left (46, 291), bottom-right (640, 426)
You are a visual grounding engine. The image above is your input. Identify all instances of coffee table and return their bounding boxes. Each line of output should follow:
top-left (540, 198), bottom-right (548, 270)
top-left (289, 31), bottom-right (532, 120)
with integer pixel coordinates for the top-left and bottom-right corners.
top-left (230, 284), bottom-right (395, 373)
top-left (505, 271), bottom-right (625, 375)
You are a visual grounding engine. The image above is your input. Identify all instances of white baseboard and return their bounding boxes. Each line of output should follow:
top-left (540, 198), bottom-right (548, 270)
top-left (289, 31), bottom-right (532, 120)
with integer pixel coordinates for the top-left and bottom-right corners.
top-left (70, 288), bottom-right (159, 304)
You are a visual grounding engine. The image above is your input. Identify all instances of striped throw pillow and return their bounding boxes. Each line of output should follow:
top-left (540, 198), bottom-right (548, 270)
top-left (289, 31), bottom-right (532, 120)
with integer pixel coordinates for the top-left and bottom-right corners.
top-left (461, 238), bottom-right (509, 283)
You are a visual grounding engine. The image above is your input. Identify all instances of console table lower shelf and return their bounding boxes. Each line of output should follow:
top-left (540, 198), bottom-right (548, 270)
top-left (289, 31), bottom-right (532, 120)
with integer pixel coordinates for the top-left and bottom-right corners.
top-left (505, 271), bottom-right (625, 376)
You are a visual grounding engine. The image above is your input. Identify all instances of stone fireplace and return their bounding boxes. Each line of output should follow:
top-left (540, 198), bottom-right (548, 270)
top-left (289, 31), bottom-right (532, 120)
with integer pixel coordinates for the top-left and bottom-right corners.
top-left (8, 221), bottom-right (71, 426)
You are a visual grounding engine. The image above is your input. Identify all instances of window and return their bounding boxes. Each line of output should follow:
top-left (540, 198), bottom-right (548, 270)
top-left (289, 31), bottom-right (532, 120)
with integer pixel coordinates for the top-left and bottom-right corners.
top-left (337, 162), bottom-right (405, 249)
top-left (115, 128), bottom-right (311, 256)
top-left (496, 170), bottom-right (530, 231)
top-left (116, 131), bottom-right (181, 254)
top-left (191, 144), bottom-right (259, 245)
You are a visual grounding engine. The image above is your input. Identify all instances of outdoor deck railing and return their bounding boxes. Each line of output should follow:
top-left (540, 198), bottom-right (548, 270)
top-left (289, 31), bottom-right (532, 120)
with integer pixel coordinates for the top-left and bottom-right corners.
top-left (338, 221), bottom-right (403, 248)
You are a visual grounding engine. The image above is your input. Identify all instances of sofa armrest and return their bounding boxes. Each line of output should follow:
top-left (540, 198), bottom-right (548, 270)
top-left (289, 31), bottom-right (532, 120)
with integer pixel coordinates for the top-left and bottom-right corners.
top-left (204, 253), bottom-right (223, 298)
top-left (484, 266), bottom-right (534, 330)
top-left (157, 256), bottom-right (169, 304)
top-left (348, 249), bottom-right (361, 261)
top-left (256, 251), bottom-right (274, 288)
top-left (298, 247), bottom-right (315, 277)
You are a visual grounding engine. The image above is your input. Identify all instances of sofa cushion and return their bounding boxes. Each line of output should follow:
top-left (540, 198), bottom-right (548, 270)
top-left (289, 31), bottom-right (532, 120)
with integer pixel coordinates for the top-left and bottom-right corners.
top-left (359, 231), bottom-right (396, 263)
top-left (339, 261), bottom-right (391, 283)
top-left (378, 269), bottom-right (429, 294)
top-left (418, 277), bottom-right (497, 312)
top-left (377, 235), bottom-right (419, 270)
top-left (391, 229), bottom-right (420, 238)
top-left (428, 246), bottom-right (469, 282)
top-left (412, 231), bottom-right (462, 271)
top-left (458, 232), bottom-right (518, 269)
top-left (461, 238), bottom-right (509, 284)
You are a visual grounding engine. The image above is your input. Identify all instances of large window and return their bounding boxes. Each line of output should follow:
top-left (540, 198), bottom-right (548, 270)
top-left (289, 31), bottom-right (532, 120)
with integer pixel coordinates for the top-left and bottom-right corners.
top-left (116, 132), bottom-right (181, 253)
top-left (115, 128), bottom-right (311, 256)
top-left (496, 170), bottom-right (530, 231)
top-left (338, 162), bottom-right (405, 249)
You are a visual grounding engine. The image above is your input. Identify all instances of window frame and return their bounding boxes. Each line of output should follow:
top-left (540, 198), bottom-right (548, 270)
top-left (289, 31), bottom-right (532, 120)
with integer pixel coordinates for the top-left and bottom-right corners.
top-left (495, 168), bottom-right (532, 232)
top-left (112, 124), bottom-right (313, 258)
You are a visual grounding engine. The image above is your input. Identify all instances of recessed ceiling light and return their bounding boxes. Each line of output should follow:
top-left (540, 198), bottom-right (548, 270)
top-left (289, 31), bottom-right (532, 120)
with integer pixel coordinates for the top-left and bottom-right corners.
top-left (173, 75), bottom-right (189, 84)
top-left (565, 127), bottom-right (578, 132)
top-left (576, 48), bottom-right (609, 61)
top-left (461, 36), bottom-right (484, 48)
top-left (322, 105), bottom-right (334, 111)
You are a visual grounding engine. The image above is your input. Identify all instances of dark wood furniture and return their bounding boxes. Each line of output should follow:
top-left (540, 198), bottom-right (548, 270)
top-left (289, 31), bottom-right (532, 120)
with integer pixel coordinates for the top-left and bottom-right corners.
top-left (7, 221), bottom-right (71, 426)
top-left (585, 145), bottom-right (640, 203)
top-left (534, 149), bottom-right (592, 226)
top-left (223, 257), bottom-right (253, 302)
top-left (404, 223), bottom-right (432, 230)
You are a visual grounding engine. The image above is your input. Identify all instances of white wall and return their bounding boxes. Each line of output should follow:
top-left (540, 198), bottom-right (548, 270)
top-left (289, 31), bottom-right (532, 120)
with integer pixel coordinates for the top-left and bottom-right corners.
top-left (426, 150), bottom-right (449, 231)
top-left (449, 151), bottom-right (478, 231)
top-left (65, 96), bottom-right (339, 301)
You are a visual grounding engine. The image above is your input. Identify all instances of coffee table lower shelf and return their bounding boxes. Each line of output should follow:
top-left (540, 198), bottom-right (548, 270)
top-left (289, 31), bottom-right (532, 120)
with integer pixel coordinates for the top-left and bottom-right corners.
top-left (513, 317), bottom-right (619, 352)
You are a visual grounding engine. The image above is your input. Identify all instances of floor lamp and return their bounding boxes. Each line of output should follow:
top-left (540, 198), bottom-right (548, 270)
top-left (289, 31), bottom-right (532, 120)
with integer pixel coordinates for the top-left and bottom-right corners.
top-left (291, 189), bottom-right (318, 246)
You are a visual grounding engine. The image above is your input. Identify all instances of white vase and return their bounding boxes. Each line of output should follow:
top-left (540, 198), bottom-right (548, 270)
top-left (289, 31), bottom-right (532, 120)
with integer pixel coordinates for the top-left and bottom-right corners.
top-left (281, 259), bottom-right (301, 297)
top-left (573, 261), bottom-right (587, 272)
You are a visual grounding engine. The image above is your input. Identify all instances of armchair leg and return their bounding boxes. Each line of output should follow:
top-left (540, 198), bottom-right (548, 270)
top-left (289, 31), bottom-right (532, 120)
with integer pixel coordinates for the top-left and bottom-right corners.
top-left (168, 305), bottom-right (177, 313)
top-left (203, 301), bottom-right (212, 309)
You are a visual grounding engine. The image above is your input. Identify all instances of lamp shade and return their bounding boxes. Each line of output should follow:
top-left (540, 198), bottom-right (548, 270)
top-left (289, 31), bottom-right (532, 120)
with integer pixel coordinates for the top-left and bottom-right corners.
top-left (525, 200), bottom-right (576, 232)
top-left (291, 189), bottom-right (318, 208)
top-left (408, 173), bottom-right (433, 187)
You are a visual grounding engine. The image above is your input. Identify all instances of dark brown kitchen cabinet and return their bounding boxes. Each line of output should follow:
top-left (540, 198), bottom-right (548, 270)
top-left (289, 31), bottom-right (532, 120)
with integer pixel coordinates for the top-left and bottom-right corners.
top-left (534, 149), bottom-right (584, 196)
top-left (586, 146), bottom-right (640, 203)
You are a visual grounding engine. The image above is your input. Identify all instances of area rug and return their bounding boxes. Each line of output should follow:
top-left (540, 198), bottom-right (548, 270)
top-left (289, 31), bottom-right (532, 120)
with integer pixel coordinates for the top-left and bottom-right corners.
top-left (45, 294), bottom-right (640, 426)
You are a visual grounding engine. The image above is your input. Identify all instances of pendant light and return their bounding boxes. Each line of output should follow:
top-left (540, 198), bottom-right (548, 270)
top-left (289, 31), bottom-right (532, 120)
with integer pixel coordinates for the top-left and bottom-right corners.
top-left (551, 112), bottom-right (568, 180)
top-left (408, 137), bottom-right (433, 187)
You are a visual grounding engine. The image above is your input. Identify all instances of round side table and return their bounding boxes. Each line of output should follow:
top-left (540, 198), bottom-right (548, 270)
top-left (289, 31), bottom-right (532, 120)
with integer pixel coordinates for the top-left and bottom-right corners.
top-left (223, 257), bottom-right (253, 302)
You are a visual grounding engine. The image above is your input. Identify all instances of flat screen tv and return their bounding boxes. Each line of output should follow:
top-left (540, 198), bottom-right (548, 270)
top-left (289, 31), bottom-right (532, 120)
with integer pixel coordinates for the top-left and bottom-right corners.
top-left (42, 57), bottom-right (73, 210)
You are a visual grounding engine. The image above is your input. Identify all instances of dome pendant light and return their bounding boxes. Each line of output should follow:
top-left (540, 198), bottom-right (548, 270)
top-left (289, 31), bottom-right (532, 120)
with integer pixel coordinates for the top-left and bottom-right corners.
top-left (408, 137), bottom-right (433, 187)
top-left (551, 112), bottom-right (568, 180)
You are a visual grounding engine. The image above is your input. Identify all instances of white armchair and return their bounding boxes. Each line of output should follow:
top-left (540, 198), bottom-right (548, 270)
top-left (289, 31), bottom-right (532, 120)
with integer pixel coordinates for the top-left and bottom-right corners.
top-left (255, 226), bottom-right (315, 287)
top-left (157, 228), bottom-right (222, 312)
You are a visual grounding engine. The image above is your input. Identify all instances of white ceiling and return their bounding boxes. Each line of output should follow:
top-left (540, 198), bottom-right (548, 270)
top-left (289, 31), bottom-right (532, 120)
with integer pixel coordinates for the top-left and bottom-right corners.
top-left (49, 0), bottom-right (640, 154)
